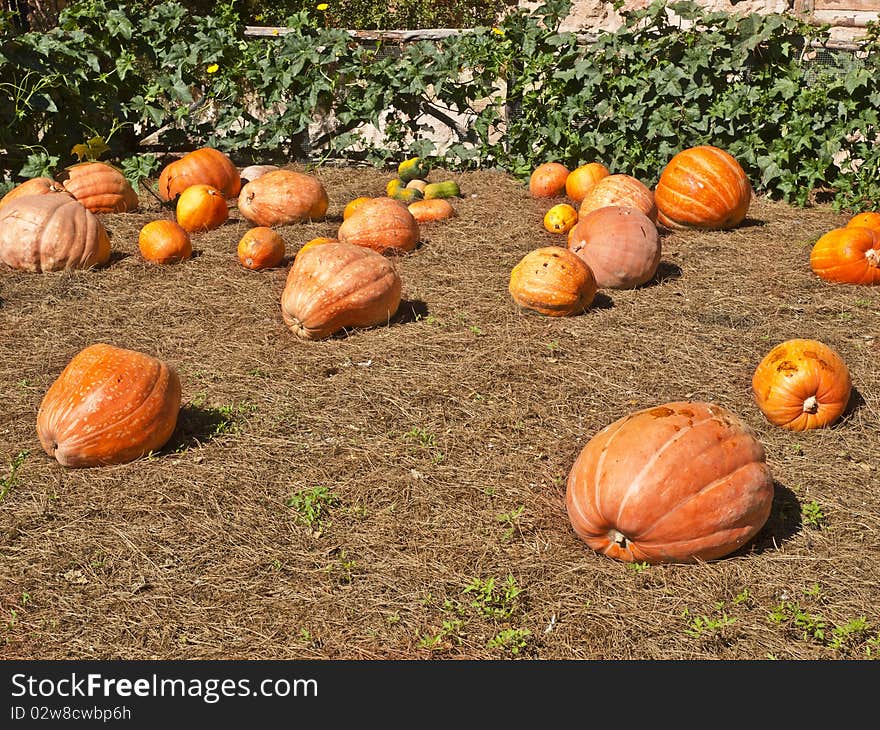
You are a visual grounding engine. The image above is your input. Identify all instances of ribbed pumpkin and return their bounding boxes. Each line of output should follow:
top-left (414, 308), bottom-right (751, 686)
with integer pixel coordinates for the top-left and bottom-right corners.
top-left (237, 226), bottom-right (286, 270)
top-left (846, 211), bottom-right (880, 235)
top-left (280, 241), bottom-right (402, 340)
top-left (0, 177), bottom-right (65, 209)
top-left (59, 161), bottom-right (139, 213)
top-left (36, 343), bottom-right (182, 468)
top-left (237, 169), bottom-right (329, 227)
top-left (0, 193), bottom-right (110, 272)
top-left (565, 162), bottom-right (610, 203)
top-left (654, 145), bottom-right (752, 230)
top-left (337, 197), bottom-right (419, 254)
top-left (809, 226), bottom-right (880, 285)
top-left (752, 338), bottom-right (851, 431)
top-left (158, 147), bottom-right (241, 201)
top-left (408, 198), bottom-right (455, 223)
top-left (175, 184), bottom-right (228, 232)
top-left (529, 162), bottom-right (570, 198)
top-left (138, 220), bottom-right (192, 264)
top-left (578, 174), bottom-right (657, 222)
top-left (566, 401), bottom-right (774, 564)
top-left (509, 246), bottom-right (597, 317)
top-left (543, 203), bottom-right (578, 234)
top-left (568, 206), bottom-right (661, 289)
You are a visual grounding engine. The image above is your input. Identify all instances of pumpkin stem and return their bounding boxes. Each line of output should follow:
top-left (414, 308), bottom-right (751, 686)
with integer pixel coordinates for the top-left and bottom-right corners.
top-left (609, 529), bottom-right (630, 550)
top-left (802, 395), bottom-right (819, 414)
top-left (866, 248), bottom-right (880, 267)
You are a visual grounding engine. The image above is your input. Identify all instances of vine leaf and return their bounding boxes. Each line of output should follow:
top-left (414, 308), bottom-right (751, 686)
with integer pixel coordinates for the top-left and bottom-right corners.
top-left (71, 136), bottom-right (110, 162)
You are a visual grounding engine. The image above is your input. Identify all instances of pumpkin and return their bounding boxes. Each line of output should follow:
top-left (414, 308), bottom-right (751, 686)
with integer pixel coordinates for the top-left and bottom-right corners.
top-left (36, 343), bottom-right (182, 468)
top-left (408, 198), bottom-right (455, 223)
top-left (0, 193), bottom-right (110, 272)
top-left (237, 226), bottom-right (286, 270)
top-left (809, 226), bottom-right (880, 285)
top-left (423, 181), bottom-right (460, 200)
top-left (578, 174), bottom-right (657, 223)
top-left (509, 246), bottom-right (597, 317)
top-left (565, 162), bottom-right (610, 203)
top-left (654, 145), bottom-right (752, 230)
top-left (175, 184), bottom-right (229, 232)
top-left (239, 164), bottom-right (280, 184)
top-left (0, 177), bottom-right (65, 209)
top-left (158, 147), bottom-right (241, 201)
top-left (343, 196), bottom-right (374, 220)
top-left (529, 162), bottom-right (570, 198)
top-left (568, 206), bottom-right (661, 289)
top-left (398, 156), bottom-right (431, 183)
top-left (297, 236), bottom-right (338, 258)
top-left (337, 197), bottom-right (419, 254)
top-left (237, 169), bottom-right (329, 227)
top-left (406, 179), bottom-right (428, 193)
top-left (138, 220), bottom-right (192, 264)
top-left (846, 211), bottom-right (880, 235)
top-left (566, 401), bottom-right (774, 564)
top-left (751, 338), bottom-right (851, 431)
top-left (543, 203), bottom-right (578, 234)
top-left (58, 161), bottom-right (139, 213)
top-left (280, 241), bottom-right (402, 340)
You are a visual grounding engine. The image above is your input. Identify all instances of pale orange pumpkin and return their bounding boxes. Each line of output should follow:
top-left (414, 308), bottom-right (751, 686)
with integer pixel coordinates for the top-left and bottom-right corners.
top-left (176, 184), bottom-right (229, 232)
top-left (752, 338), bottom-right (852, 431)
top-left (543, 203), bottom-right (579, 234)
top-left (239, 164), bottom-right (280, 184)
top-left (138, 220), bottom-right (192, 264)
top-left (59, 161), bottom-right (139, 213)
top-left (281, 241), bottom-right (402, 340)
top-left (654, 145), bottom-right (752, 230)
top-left (296, 236), bottom-right (338, 259)
top-left (36, 343), bottom-right (182, 468)
top-left (158, 147), bottom-right (241, 201)
top-left (846, 211), bottom-right (880, 235)
top-left (237, 169), bottom-right (329, 227)
top-left (578, 174), bottom-right (657, 222)
top-left (0, 193), bottom-right (110, 272)
top-left (509, 246), bottom-right (597, 316)
top-left (565, 162), bottom-right (610, 203)
top-left (337, 197), bottom-right (419, 254)
top-left (566, 401), bottom-right (774, 564)
top-left (529, 162), bottom-right (570, 198)
top-left (0, 177), bottom-right (65, 209)
top-left (809, 226), bottom-right (880, 285)
top-left (568, 206), bottom-right (661, 289)
top-left (408, 198), bottom-right (455, 223)
top-left (343, 196), bottom-right (374, 220)
top-left (237, 227), bottom-right (286, 270)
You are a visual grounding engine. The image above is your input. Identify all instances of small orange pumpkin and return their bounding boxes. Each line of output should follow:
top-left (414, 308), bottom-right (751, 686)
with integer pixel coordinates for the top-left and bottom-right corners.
top-left (565, 162), bottom-right (610, 203)
top-left (845, 211), bottom-right (880, 236)
top-left (337, 197), bottom-right (419, 254)
top-left (568, 206), bottom-right (661, 289)
top-left (578, 174), bottom-right (657, 222)
top-left (566, 401), bottom-right (774, 564)
top-left (59, 161), bottom-right (139, 213)
top-left (281, 241), bottom-right (402, 340)
top-left (529, 162), bottom-right (570, 198)
top-left (752, 338), bottom-right (852, 431)
top-left (509, 246), bottom-right (597, 317)
top-left (408, 198), bottom-right (455, 223)
top-left (158, 147), bottom-right (241, 201)
top-left (543, 203), bottom-right (579, 234)
top-left (237, 227), bottom-right (286, 270)
top-left (237, 169), bottom-right (329, 227)
top-left (343, 196), bottom-right (374, 220)
top-left (176, 184), bottom-right (229, 232)
top-left (138, 220), bottom-right (192, 264)
top-left (809, 226), bottom-right (880, 285)
top-left (36, 343), bottom-right (182, 467)
top-left (654, 145), bottom-right (752, 230)
top-left (297, 237), bottom-right (338, 259)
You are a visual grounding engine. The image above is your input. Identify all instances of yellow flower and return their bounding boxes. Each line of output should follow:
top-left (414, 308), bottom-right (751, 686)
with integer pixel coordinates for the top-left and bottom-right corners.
top-left (491, 27), bottom-right (505, 36)
top-left (206, 63), bottom-right (219, 74)
top-left (317, 3), bottom-right (329, 10)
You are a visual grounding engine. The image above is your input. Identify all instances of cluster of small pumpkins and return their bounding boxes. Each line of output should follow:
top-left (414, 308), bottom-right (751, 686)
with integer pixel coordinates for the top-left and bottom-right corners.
top-left (512, 144), bottom-right (879, 564)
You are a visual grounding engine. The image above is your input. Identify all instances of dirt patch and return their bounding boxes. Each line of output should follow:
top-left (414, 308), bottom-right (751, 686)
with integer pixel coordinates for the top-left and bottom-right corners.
top-left (1, 164), bottom-right (878, 660)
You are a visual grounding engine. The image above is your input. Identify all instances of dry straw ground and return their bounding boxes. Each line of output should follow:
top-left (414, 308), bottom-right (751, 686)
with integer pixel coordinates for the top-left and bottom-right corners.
top-left (1, 164), bottom-right (878, 660)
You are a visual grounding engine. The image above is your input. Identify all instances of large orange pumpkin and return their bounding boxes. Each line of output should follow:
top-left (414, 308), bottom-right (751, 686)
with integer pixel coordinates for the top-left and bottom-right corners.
top-left (237, 169), bottom-right (329, 227)
top-left (810, 226), bottom-right (880, 285)
top-left (846, 211), bottom-right (880, 235)
top-left (751, 338), bottom-right (851, 431)
top-left (0, 193), bottom-right (110, 272)
top-left (529, 162), bottom-right (570, 198)
top-left (237, 226), bottom-right (286, 270)
top-left (138, 220), bottom-right (192, 264)
top-left (58, 161), bottom-right (139, 213)
top-left (337, 197), bottom-right (419, 255)
top-left (281, 241), bottom-right (402, 340)
top-left (566, 401), bottom-right (774, 564)
top-left (568, 206), bottom-right (661, 289)
top-left (509, 246), bottom-right (597, 317)
top-left (36, 343), bottom-right (182, 467)
top-left (0, 177), bottom-right (65, 209)
top-left (565, 162), bottom-right (610, 203)
top-left (175, 184), bottom-right (229, 232)
top-left (654, 145), bottom-right (752, 230)
top-left (578, 174), bottom-right (657, 222)
top-left (157, 147), bottom-right (241, 201)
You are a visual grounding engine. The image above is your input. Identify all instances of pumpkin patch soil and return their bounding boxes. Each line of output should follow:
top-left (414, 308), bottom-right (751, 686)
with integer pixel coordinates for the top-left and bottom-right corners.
top-left (1, 164), bottom-right (878, 660)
